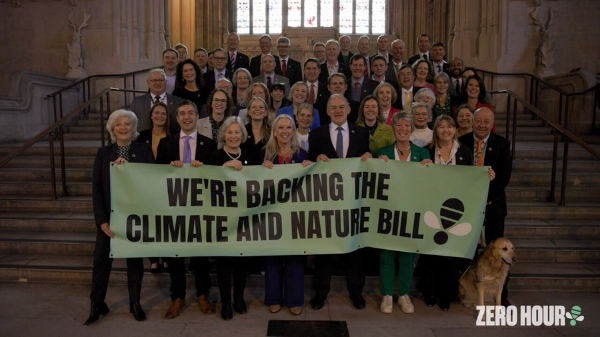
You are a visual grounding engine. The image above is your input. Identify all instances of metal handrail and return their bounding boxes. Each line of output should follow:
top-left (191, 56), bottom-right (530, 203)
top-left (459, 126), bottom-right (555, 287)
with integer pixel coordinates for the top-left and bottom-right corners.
top-left (490, 89), bottom-right (600, 206)
top-left (46, 67), bottom-right (156, 122)
top-left (474, 68), bottom-right (600, 133)
top-left (0, 87), bottom-right (148, 199)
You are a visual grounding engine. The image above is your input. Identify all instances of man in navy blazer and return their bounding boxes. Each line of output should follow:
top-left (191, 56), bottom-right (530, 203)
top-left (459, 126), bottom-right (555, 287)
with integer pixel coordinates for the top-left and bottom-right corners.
top-left (304, 58), bottom-right (330, 125)
top-left (430, 42), bottom-right (450, 76)
top-left (345, 54), bottom-right (379, 123)
top-left (204, 48), bottom-right (234, 93)
top-left (308, 94), bottom-right (372, 311)
top-left (156, 100), bottom-right (217, 319)
top-left (458, 107), bottom-right (513, 304)
top-left (130, 68), bottom-right (183, 133)
top-left (393, 64), bottom-right (421, 111)
top-left (249, 34), bottom-right (282, 77)
top-left (407, 34), bottom-right (432, 65)
top-left (276, 36), bottom-right (303, 85)
top-left (225, 32), bottom-right (250, 72)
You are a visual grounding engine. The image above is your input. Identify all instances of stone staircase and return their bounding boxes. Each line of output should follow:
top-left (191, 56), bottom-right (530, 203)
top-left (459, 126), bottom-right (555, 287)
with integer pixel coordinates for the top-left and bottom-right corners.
top-left (0, 110), bottom-right (599, 294)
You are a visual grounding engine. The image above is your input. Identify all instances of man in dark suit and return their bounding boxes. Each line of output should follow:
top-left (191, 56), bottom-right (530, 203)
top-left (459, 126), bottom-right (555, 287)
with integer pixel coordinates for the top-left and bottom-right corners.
top-left (407, 34), bottom-right (431, 65)
top-left (318, 39), bottom-right (351, 84)
top-left (370, 55), bottom-right (399, 91)
top-left (345, 54), bottom-right (379, 123)
top-left (356, 36), bottom-right (372, 77)
top-left (458, 106), bottom-right (513, 305)
top-left (249, 34), bottom-right (281, 77)
top-left (388, 39), bottom-right (406, 80)
top-left (252, 54), bottom-right (290, 94)
top-left (448, 57), bottom-right (464, 97)
top-left (304, 58), bottom-right (329, 125)
top-left (225, 32), bottom-right (250, 72)
top-left (430, 42), bottom-right (449, 76)
top-left (337, 35), bottom-right (354, 65)
top-left (276, 36), bottom-right (303, 85)
top-left (393, 64), bottom-right (421, 111)
top-left (203, 48), bottom-right (234, 93)
top-left (156, 100), bottom-right (217, 319)
top-left (370, 35), bottom-right (391, 64)
top-left (308, 94), bottom-right (372, 310)
top-left (130, 68), bottom-right (183, 133)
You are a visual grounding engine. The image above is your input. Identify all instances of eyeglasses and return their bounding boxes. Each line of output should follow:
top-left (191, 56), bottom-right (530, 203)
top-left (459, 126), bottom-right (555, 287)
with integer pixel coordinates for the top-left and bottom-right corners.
top-left (148, 79), bottom-right (165, 83)
top-left (213, 98), bottom-right (228, 103)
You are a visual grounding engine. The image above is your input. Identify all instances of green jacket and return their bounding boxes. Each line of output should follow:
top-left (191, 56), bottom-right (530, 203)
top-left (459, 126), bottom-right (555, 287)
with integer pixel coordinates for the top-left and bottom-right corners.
top-left (376, 142), bottom-right (431, 162)
top-left (357, 121), bottom-right (396, 155)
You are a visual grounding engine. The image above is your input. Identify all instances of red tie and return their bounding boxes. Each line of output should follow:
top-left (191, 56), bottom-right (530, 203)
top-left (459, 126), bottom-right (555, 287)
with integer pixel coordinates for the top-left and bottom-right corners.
top-left (310, 84), bottom-right (315, 105)
top-left (282, 59), bottom-right (287, 77)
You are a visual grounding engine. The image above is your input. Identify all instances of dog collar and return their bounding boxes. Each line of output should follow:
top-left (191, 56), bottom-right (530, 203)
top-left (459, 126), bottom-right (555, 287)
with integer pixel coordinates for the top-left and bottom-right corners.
top-left (477, 275), bottom-right (496, 282)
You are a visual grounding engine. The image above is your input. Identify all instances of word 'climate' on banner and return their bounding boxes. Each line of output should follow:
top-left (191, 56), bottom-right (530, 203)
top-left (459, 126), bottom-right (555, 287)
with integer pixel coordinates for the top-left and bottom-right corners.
top-left (109, 159), bottom-right (489, 259)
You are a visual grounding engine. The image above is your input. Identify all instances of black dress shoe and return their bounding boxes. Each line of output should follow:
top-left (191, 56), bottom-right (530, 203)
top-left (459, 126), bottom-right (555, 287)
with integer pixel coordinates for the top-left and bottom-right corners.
top-left (310, 296), bottom-right (326, 310)
top-left (129, 301), bottom-right (146, 321)
top-left (84, 301), bottom-right (109, 325)
top-left (350, 294), bottom-right (366, 310)
top-left (424, 294), bottom-right (437, 307)
top-left (221, 303), bottom-right (233, 320)
top-left (233, 297), bottom-right (247, 314)
top-left (438, 299), bottom-right (450, 311)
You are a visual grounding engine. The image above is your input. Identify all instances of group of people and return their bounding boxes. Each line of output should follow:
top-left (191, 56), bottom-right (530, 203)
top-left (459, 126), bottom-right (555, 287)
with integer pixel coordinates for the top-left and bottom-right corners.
top-left (86, 32), bottom-right (512, 325)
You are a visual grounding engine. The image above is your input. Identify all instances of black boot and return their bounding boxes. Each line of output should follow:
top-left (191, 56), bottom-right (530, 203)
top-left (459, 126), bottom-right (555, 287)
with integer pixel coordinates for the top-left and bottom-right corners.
top-left (84, 301), bottom-right (109, 325)
top-left (129, 301), bottom-right (146, 321)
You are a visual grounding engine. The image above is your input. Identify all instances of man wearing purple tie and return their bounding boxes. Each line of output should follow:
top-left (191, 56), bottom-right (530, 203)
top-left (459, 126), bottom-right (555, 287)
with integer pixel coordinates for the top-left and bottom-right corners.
top-left (156, 100), bottom-right (217, 319)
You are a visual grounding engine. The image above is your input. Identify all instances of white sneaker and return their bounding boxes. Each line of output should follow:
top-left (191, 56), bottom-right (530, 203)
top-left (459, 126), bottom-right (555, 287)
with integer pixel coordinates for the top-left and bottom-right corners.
top-left (398, 294), bottom-right (414, 314)
top-left (380, 295), bottom-right (393, 314)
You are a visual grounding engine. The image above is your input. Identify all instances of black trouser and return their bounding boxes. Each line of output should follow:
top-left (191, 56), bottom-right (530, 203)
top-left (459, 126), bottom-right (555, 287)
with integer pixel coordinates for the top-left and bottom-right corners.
top-left (313, 249), bottom-right (366, 299)
top-left (484, 214), bottom-right (509, 299)
top-left (419, 255), bottom-right (466, 302)
top-left (166, 257), bottom-right (212, 300)
top-left (216, 257), bottom-right (247, 304)
top-left (89, 229), bottom-right (143, 303)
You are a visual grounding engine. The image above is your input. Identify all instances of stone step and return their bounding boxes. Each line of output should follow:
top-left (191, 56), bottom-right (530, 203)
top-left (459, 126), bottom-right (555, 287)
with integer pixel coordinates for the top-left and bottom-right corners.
top-left (0, 168), bottom-right (92, 182)
top-left (512, 159), bottom-right (600, 172)
top-left (0, 144), bottom-right (100, 157)
top-left (0, 212), bottom-right (95, 233)
top-left (509, 172), bottom-right (600, 187)
top-left (76, 119), bottom-right (106, 127)
top-left (505, 219), bottom-right (600, 239)
top-left (507, 203), bottom-right (600, 220)
top-left (496, 126), bottom-right (552, 135)
top-left (494, 119), bottom-right (546, 127)
top-left (67, 125), bottom-right (106, 133)
top-left (0, 155), bottom-right (95, 169)
top-left (505, 187), bottom-right (600, 202)
top-left (0, 182), bottom-right (91, 196)
top-left (0, 197), bottom-right (93, 213)
top-left (63, 132), bottom-right (108, 141)
top-left (0, 255), bottom-right (597, 291)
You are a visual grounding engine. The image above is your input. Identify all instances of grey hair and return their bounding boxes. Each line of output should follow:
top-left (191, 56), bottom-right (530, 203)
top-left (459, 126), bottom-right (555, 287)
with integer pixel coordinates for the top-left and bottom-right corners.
top-left (106, 109), bottom-right (139, 143)
top-left (409, 101), bottom-right (433, 123)
top-left (434, 71), bottom-right (451, 84)
top-left (391, 39), bottom-right (405, 48)
top-left (414, 88), bottom-right (436, 110)
top-left (232, 68), bottom-right (252, 87)
top-left (392, 111), bottom-right (415, 132)
top-left (216, 116), bottom-right (248, 149)
top-left (327, 93), bottom-right (349, 108)
top-left (288, 81), bottom-right (309, 101)
top-left (277, 36), bottom-right (291, 46)
top-left (148, 68), bottom-right (166, 80)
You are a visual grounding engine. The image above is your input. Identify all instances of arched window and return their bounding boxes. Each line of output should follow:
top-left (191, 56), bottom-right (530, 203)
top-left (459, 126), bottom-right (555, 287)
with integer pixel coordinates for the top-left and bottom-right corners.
top-left (236, 0), bottom-right (386, 35)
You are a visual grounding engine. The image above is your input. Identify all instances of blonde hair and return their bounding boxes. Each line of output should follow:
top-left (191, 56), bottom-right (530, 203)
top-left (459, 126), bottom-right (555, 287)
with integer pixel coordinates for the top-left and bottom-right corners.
top-left (263, 115), bottom-right (302, 161)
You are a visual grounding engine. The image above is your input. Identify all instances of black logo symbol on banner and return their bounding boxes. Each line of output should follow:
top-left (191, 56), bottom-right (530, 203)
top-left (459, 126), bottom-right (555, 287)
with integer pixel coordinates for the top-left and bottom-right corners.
top-left (424, 198), bottom-right (472, 245)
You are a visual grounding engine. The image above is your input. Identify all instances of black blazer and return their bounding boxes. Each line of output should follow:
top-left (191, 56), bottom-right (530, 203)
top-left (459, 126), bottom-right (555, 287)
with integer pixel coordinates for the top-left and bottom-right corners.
top-left (318, 62), bottom-right (351, 84)
top-left (203, 69), bottom-right (234, 93)
top-left (338, 52), bottom-right (354, 65)
top-left (92, 142), bottom-right (154, 227)
top-left (408, 53), bottom-right (429, 65)
top-left (281, 58), bottom-right (303, 85)
top-left (308, 123), bottom-right (370, 161)
top-left (156, 132), bottom-right (217, 165)
top-left (250, 54), bottom-right (282, 78)
top-left (345, 78), bottom-right (380, 123)
top-left (426, 144), bottom-right (473, 166)
top-left (310, 81), bottom-right (331, 126)
top-left (226, 51), bottom-right (250, 72)
top-left (392, 86), bottom-right (422, 111)
top-left (458, 132), bottom-right (512, 218)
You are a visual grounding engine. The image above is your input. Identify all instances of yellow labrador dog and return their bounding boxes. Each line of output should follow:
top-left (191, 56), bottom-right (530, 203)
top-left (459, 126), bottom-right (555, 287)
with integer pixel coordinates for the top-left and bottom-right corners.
top-left (459, 238), bottom-right (517, 309)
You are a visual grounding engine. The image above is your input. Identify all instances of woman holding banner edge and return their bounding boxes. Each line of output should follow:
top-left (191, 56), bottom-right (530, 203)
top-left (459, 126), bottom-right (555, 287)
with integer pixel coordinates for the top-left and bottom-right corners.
top-left (86, 109), bottom-right (154, 325)
top-left (376, 110), bottom-right (430, 315)
top-left (261, 114), bottom-right (313, 315)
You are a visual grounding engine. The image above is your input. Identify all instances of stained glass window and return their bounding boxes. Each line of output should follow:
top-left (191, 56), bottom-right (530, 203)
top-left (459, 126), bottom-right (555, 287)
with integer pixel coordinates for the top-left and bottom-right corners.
top-left (237, 0), bottom-right (386, 35)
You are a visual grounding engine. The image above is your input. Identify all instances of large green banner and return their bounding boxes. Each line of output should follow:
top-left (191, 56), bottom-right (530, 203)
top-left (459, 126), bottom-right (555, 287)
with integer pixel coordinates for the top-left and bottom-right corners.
top-left (109, 159), bottom-right (489, 259)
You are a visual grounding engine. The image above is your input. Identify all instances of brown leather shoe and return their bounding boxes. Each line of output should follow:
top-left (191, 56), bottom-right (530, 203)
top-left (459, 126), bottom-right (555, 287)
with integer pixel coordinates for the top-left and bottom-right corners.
top-left (165, 298), bottom-right (186, 319)
top-left (197, 295), bottom-right (214, 313)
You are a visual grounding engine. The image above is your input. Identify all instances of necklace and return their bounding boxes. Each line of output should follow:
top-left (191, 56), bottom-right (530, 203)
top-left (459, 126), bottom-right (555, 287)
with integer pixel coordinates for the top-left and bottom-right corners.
top-left (396, 143), bottom-right (411, 156)
top-left (224, 148), bottom-right (241, 160)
